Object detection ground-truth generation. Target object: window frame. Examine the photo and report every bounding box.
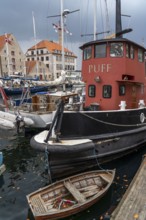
[110,43,124,57]
[88,85,96,97]
[94,43,107,58]
[83,46,92,60]
[103,85,112,98]
[119,85,126,96]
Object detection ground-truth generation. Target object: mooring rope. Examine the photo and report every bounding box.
[44,146,52,184]
[79,112,146,127]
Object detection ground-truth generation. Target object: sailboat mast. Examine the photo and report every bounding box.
[32,11,39,75]
[5,33,11,76]
[61,0,65,70]
[93,0,97,40]
[115,0,122,37]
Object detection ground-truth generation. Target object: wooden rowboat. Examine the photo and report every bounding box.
[26,169,115,220]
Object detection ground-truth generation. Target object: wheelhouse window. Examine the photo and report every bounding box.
[126,44,130,58]
[110,43,123,57]
[88,85,96,97]
[103,85,112,98]
[94,44,106,58]
[138,48,144,62]
[119,85,125,96]
[130,45,134,59]
[83,46,92,60]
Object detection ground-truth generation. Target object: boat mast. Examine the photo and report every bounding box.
[93,0,97,40]
[115,0,133,38]
[5,33,11,76]
[61,0,65,70]
[32,11,39,76]
[115,0,122,38]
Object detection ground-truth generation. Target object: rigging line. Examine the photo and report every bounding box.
[78,112,146,127]
[104,0,111,36]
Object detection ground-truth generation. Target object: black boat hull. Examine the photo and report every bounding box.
[30,115,146,178]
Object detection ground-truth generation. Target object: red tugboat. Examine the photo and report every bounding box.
[82,37,145,111]
[30,0,146,178]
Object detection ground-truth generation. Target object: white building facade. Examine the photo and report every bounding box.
[26,40,77,80]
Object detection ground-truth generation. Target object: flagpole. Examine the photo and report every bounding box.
[5,33,11,76]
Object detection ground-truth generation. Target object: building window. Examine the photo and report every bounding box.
[41,50,43,54]
[88,85,96,97]
[12,65,16,70]
[46,56,49,61]
[138,48,144,62]
[56,64,62,70]
[83,46,92,60]
[110,43,123,57]
[103,85,112,98]
[31,51,34,55]
[119,85,125,96]
[41,57,44,61]
[11,51,15,56]
[94,44,106,58]
[12,58,15,63]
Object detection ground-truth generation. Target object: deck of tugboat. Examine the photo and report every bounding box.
[48,139,92,146]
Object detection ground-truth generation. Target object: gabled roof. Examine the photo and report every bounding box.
[0,34,11,51]
[27,40,76,56]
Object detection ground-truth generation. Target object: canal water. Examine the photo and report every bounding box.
[0,128,146,220]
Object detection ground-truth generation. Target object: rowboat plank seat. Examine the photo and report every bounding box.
[64,181,86,203]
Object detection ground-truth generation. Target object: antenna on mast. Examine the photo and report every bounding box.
[47,2,79,70]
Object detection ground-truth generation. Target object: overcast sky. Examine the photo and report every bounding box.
[0,0,146,69]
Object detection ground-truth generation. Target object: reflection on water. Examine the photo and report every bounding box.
[0,131,48,220]
[0,129,146,220]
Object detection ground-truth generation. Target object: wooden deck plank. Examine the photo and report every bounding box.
[64,181,86,203]
[111,155,146,220]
